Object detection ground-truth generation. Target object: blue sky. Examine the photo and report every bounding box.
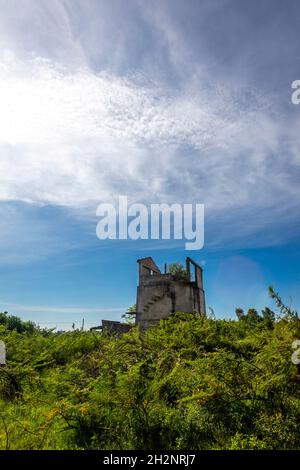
[0,0,300,329]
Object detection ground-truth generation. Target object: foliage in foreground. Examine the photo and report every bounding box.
[0,299,299,450]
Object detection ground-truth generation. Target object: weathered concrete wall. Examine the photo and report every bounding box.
[101,320,132,335]
[99,257,206,333]
[136,258,206,330]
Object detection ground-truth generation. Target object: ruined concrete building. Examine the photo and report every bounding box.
[96,256,205,333]
[135,257,206,329]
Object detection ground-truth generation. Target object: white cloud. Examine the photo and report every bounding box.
[0,54,294,212]
[0,1,299,251]
[0,55,261,149]
[0,300,125,314]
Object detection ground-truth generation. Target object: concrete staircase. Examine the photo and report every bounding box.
[142,293,165,313]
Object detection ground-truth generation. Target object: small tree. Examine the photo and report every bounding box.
[167,263,189,281]
[235,308,244,321]
[261,307,275,329]
[247,308,260,320]
[122,304,137,324]
[268,286,298,319]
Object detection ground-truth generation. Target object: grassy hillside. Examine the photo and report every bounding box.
[0,301,299,450]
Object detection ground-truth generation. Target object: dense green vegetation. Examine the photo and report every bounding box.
[0,291,299,450]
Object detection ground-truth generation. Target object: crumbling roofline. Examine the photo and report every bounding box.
[186,256,203,271]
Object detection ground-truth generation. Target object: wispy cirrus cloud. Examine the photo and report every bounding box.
[0,300,125,314]
[0,54,267,149]
[0,0,299,257]
[0,54,293,209]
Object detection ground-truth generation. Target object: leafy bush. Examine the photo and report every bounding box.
[0,312,38,334]
[167,263,189,281]
[0,298,299,450]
